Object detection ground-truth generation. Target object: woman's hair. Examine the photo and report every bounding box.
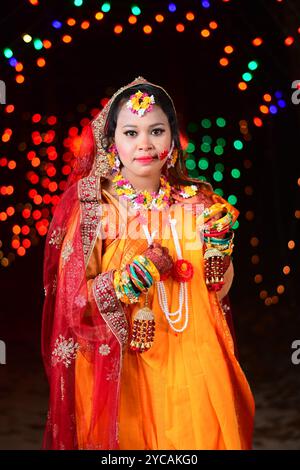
[102,83,181,152]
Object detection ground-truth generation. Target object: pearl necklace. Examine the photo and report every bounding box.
[142,216,189,333]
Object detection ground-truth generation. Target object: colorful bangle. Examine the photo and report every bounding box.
[113,269,140,304]
[121,270,140,301]
[202,203,226,223]
[129,262,150,290]
[126,264,147,293]
[205,231,234,244]
[204,227,230,238]
[132,260,153,288]
[136,255,160,282]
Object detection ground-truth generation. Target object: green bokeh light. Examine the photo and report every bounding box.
[248,60,258,71]
[214,146,224,156]
[215,163,224,172]
[228,195,237,205]
[213,171,223,182]
[33,39,43,50]
[4,48,13,58]
[185,158,196,170]
[231,168,241,179]
[186,142,195,153]
[198,158,209,170]
[201,119,212,129]
[101,2,111,12]
[216,117,226,127]
[214,188,224,197]
[242,72,253,82]
[232,220,239,230]
[233,140,243,150]
[201,143,211,153]
[74,0,83,5]
[131,5,141,15]
[202,135,212,144]
[216,138,226,147]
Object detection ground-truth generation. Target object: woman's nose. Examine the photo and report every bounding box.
[138,133,153,150]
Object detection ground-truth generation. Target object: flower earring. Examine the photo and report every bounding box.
[107,143,121,174]
[163,141,178,169]
[167,147,179,169]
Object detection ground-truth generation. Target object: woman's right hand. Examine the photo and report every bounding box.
[142,242,174,277]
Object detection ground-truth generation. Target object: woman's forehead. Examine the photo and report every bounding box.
[116,104,169,127]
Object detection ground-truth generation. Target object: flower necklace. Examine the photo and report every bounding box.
[173,183,198,199]
[112,173,172,210]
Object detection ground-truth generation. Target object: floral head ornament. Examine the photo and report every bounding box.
[126,90,156,117]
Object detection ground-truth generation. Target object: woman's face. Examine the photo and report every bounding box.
[114,102,172,179]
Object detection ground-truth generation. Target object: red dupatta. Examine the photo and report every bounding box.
[42,175,128,449]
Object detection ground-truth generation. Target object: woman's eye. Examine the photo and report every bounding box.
[152,128,165,135]
[124,130,137,136]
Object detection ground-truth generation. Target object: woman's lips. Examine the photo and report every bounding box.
[135,156,157,163]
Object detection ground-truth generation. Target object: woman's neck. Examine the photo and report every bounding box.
[117,169,162,194]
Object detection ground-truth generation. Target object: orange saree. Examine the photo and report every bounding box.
[75,187,255,450]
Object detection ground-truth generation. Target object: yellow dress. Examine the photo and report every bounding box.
[76,188,255,450]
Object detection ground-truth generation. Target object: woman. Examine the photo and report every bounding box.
[42,76,255,450]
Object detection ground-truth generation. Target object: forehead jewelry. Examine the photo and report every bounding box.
[126,90,155,117]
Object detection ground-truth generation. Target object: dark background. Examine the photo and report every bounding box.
[0,0,299,449]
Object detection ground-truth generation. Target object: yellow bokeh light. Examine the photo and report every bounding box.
[95,12,104,20]
[62,35,72,43]
[186,12,195,21]
[238,82,247,91]
[288,240,295,249]
[143,25,152,34]
[155,14,164,23]
[224,45,234,54]
[201,29,210,37]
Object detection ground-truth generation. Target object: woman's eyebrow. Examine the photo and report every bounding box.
[122,122,166,128]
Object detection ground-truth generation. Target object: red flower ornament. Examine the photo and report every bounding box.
[172,259,194,282]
